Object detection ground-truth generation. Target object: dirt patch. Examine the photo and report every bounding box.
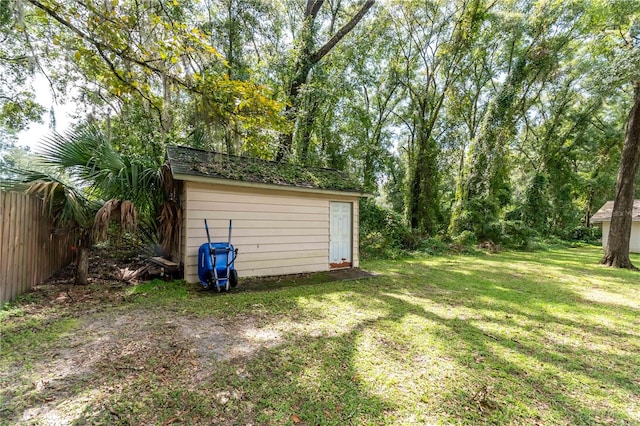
[175,314,282,364]
[2,247,379,424]
[238,267,378,292]
[1,304,290,424]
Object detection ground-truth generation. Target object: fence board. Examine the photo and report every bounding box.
[8,192,17,302]
[0,191,76,304]
[0,192,7,302]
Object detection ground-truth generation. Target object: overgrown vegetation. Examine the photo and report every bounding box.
[359,199,602,259]
[2,1,638,249]
[2,246,638,424]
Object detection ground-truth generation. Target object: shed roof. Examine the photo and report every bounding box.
[166,145,364,194]
[590,200,640,223]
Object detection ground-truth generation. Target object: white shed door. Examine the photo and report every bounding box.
[330,202,352,267]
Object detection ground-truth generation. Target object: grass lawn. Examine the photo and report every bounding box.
[1,245,639,425]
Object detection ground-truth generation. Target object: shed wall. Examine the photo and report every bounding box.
[183,181,359,283]
[601,221,640,253]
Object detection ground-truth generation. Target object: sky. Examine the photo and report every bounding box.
[17,74,75,152]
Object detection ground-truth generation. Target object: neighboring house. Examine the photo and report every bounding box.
[590,200,640,253]
[166,146,367,283]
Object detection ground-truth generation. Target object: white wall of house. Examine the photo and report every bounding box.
[601,221,640,253]
[181,180,360,283]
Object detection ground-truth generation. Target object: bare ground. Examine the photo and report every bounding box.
[1,251,375,425]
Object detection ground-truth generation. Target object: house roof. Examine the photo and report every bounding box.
[166,145,364,194]
[590,200,640,223]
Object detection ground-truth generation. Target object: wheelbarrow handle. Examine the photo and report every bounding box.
[204,219,212,246]
[227,248,238,268]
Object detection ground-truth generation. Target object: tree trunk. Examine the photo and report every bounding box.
[408,135,440,234]
[275,0,375,161]
[601,82,640,269]
[298,98,320,162]
[450,57,527,237]
[75,246,89,285]
[275,60,313,161]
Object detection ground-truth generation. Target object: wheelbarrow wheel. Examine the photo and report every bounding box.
[203,273,213,290]
[230,269,238,288]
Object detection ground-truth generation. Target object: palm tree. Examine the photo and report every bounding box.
[2,168,113,285]
[1,125,179,284]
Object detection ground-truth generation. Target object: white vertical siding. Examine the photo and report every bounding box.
[601,221,640,253]
[182,181,360,283]
[632,223,640,253]
[353,200,359,268]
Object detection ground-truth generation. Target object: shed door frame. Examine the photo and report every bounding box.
[330,201,352,268]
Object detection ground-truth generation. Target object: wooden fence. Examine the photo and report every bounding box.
[0,191,76,304]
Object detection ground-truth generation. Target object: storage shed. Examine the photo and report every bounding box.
[590,200,640,253]
[166,146,366,283]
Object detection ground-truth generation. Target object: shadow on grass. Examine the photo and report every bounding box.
[376,288,638,423]
[3,247,639,424]
[215,265,639,422]
[1,298,391,425]
[0,309,214,424]
[344,256,639,423]
[482,247,640,286]
[265,247,640,423]
[214,328,390,425]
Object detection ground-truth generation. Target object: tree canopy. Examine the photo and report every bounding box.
[2,0,639,251]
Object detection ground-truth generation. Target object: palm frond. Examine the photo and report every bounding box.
[93,199,139,242]
[158,200,182,255]
[39,125,162,215]
[93,199,121,241]
[120,200,138,233]
[159,163,175,199]
[0,167,96,230]
[6,125,166,249]
[39,126,102,170]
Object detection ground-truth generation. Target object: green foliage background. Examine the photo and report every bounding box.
[1,0,638,250]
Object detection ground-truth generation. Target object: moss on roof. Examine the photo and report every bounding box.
[166,146,364,193]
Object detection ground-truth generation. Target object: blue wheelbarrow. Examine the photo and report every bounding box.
[197,219,238,292]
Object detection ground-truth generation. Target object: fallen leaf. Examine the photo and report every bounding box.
[291,414,302,423]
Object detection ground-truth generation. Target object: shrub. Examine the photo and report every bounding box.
[500,220,537,250]
[418,236,450,255]
[565,225,601,243]
[452,230,477,247]
[359,199,412,258]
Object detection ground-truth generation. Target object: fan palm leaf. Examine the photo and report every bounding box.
[158,200,182,254]
[39,124,164,215]
[1,168,96,231]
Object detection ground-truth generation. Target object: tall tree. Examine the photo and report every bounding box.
[14,0,285,158]
[590,0,640,267]
[450,0,585,240]
[602,82,640,268]
[0,1,45,137]
[198,0,276,155]
[390,0,489,234]
[331,11,400,190]
[275,0,375,161]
